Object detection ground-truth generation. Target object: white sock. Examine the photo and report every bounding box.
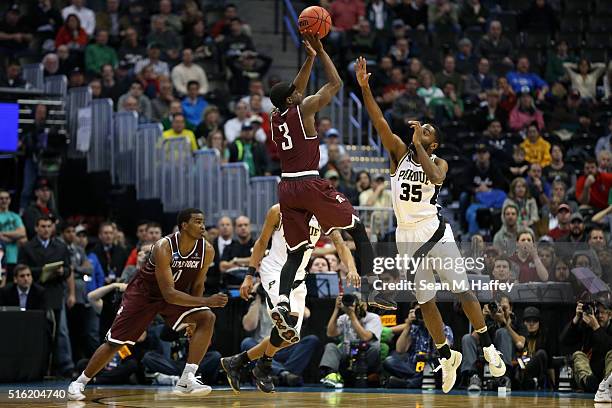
[181,363,198,378]
[76,372,91,385]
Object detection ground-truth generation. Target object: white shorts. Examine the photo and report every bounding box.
[259,263,307,333]
[396,215,469,304]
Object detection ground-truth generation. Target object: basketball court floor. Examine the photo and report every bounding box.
[0,383,599,407]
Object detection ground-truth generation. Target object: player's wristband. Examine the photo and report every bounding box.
[246,266,256,277]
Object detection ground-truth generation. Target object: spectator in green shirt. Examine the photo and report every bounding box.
[85,29,118,75]
[429,81,464,125]
[0,189,26,284]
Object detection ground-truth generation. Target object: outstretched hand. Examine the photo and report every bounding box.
[302,34,317,58]
[303,33,323,53]
[408,121,423,146]
[355,56,371,88]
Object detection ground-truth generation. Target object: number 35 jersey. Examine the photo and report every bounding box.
[391,151,442,226]
[271,105,320,174]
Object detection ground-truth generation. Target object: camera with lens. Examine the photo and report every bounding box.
[349,340,369,388]
[342,293,358,308]
[582,302,598,316]
[488,301,499,314]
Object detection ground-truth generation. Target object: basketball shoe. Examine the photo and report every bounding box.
[220,354,243,393]
[433,349,462,393]
[367,290,397,310]
[67,381,86,401]
[252,358,275,393]
[270,297,300,343]
[595,374,612,403]
[483,344,506,377]
[173,373,212,396]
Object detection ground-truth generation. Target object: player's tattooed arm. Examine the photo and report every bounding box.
[355,56,407,170]
[292,34,317,96]
[329,230,360,288]
[191,241,215,297]
[153,239,210,307]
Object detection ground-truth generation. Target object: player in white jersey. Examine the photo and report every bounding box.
[220,204,359,393]
[356,57,505,393]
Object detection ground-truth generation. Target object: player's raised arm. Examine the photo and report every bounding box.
[356,56,407,167]
[240,205,281,300]
[291,35,317,95]
[301,35,343,115]
[154,239,211,307]
[191,241,216,297]
[409,121,448,185]
[329,230,360,288]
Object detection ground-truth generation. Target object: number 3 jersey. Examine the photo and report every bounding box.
[271,105,320,174]
[391,151,442,226]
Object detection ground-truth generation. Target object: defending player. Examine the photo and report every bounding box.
[67,209,228,400]
[355,57,505,392]
[220,204,359,393]
[268,35,395,341]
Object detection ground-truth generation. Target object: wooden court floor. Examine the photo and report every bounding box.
[0,385,599,408]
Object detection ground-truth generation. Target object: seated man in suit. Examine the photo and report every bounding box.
[0,264,45,310]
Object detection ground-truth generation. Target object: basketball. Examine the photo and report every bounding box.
[298,6,331,38]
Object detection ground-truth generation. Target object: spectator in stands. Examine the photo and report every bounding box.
[118,81,152,121]
[543,144,574,187]
[154,0,182,34]
[308,255,331,273]
[55,14,88,51]
[359,173,392,235]
[219,18,255,58]
[384,304,453,388]
[319,128,347,170]
[123,221,152,269]
[151,79,175,122]
[219,215,255,277]
[95,0,128,46]
[207,216,233,294]
[393,0,427,30]
[62,0,95,37]
[194,105,222,146]
[347,19,382,64]
[185,18,216,64]
[430,81,464,124]
[68,66,86,89]
[181,80,208,126]
[435,56,463,96]
[224,101,250,144]
[227,50,273,96]
[32,0,63,47]
[504,177,539,231]
[466,142,508,199]
[320,144,342,175]
[118,27,145,71]
[0,189,25,282]
[518,0,559,34]
[85,30,118,75]
[320,294,382,388]
[162,114,198,152]
[0,60,25,88]
[490,256,516,284]
[336,154,359,202]
[19,215,74,376]
[560,301,612,394]
[365,0,394,38]
[42,53,60,77]
[379,67,408,111]
[595,119,612,156]
[558,212,587,244]
[598,150,612,174]
[239,79,274,113]
[428,0,458,32]
[476,20,513,68]
[497,76,517,115]
[171,48,209,97]
[92,222,128,282]
[481,120,511,164]
[459,0,488,30]
[576,158,612,211]
[507,56,549,99]
[416,71,443,106]
[545,40,574,85]
[89,78,103,99]
[389,76,427,130]
[226,122,269,176]
[22,178,59,239]
[464,58,497,105]
[210,3,247,38]
[552,258,571,282]
[548,203,571,241]
[509,92,545,131]
[521,125,552,168]
[99,64,123,104]
[147,15,181,62]
[0,5,33,58]
[461,294,515,392]
[0,264,45,309]
[241,282,319,386]
[134,43,169,77]
[562,59,608,103]
[514,306,555,390]
[455,38,478,76]
[137,64,161,99]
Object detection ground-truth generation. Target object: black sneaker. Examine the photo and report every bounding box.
[270,303,300,344]
[280,371,302,387]
[467,374,482,392]
[220,355,243,394]
[367,290,397,310]
[252,359,275,393]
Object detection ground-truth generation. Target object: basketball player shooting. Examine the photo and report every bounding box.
[220,204,358,393]
[67,208,228,400]
[355,57,506,392]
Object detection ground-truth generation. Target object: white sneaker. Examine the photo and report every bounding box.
[483,344,506,377]
[594,375,612,403]
[67,381,86,401]
[433,350,462,393]
[150,372,180,385]
[173,372,212,396]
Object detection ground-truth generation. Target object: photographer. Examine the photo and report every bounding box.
[560,301,612,396]
[383,304,454,388]
[460,294,516,391]
[320,293,383,388]
[240,281,319,386]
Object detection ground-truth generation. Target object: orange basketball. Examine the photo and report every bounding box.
[298,6,332,38]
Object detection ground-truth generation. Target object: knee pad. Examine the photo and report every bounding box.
[269,327,284,348]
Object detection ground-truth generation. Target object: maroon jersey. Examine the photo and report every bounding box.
[134,232,206,300]
[271,105,319,173]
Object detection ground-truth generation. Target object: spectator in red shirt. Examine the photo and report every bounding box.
[549,203,571,241]
[510,230,549,283]
[330,0,365,31]
[55,14,88,50]
[576,158,612,211]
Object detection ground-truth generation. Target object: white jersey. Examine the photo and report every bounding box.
[391,151,442,226]
[260,215,322,273]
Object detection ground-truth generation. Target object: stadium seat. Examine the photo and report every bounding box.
[584,32,611,49]
[563,0,591,15]
[559,16,583,33]
[588,16,612,33]
[521,32,551,50]
[580,48,608,63]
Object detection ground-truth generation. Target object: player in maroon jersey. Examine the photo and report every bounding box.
[67,209,228,401]
[266,34,396,360]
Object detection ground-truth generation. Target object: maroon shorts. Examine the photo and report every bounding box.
[278,176,358,250]
[105,279,210,345]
